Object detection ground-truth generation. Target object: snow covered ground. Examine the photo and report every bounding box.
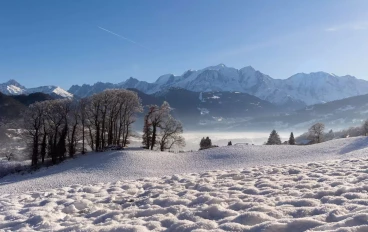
[0,137,368,231]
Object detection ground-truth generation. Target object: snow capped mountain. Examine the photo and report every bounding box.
[69,82,115,98]
[26,86,73,98]
[282,72,368,105]
[4,64,367,105]
[0,80,26,95]
[69,65,368,106]
[0,80,73,98]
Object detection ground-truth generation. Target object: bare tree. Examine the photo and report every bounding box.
[67,101,79,157]
[44,99,71,163]
[308,123,325,143]
[78,98,88,154]
[86,93,102,151]
[142,107,154,149]
[148,102,170,150]
[158,116,185,151]
[24,102,45,166]
[115,90,142,147]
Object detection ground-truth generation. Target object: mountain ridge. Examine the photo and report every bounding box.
[0,80,73,98]
[67,64,368,106]
[2,64,368,105]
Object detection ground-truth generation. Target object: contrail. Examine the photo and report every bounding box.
[97,26,151,51]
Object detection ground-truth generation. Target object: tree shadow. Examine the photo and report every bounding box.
[339,136,368,154]
[0,150,129,187]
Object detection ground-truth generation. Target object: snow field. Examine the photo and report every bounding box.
[1,136,368,195]
[0,158,367,231]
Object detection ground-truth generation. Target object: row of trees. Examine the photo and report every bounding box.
[266,123,323,145]
[301,120,368,144]
[142,102,185,151]
[268,119,368,146]
[25,89,142,166]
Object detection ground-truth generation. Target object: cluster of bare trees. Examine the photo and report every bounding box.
[142,102,185,151]
[84,90,142,151]
[301,120,368,145]
[25,89,142,167]
[308,122,325,143]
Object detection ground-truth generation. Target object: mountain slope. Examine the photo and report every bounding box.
[127,88,278,130]
[0,93,27,122]
[0,92,57,122]
[68,65,368,106]
[12,92,56,106]
[240,93,368,131]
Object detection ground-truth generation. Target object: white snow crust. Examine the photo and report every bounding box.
[0,137,368,231]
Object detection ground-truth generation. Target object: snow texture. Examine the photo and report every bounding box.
[0,137,368,231]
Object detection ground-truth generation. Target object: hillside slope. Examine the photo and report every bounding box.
[0,137,367,231]
[1,136,367,194]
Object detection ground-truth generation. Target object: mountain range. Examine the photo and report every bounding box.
[0,80,72,98]
[1,84,368,132]
[68,64,368,106]
[2,64,368,107]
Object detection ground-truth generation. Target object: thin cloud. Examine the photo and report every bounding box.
[325,27,338,32]
[97,26,151,51]
[325,21,368,32]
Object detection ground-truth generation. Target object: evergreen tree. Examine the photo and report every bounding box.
[288,132,295,145]
[266,129,281,145]
[142,115,152,149]
[205,137,212,148]
[200,136,212,149]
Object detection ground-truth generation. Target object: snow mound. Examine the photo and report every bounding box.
[0,157,367,231]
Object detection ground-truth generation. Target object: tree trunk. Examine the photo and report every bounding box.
[32,130,39,167]
[82,123,85,154]
[40,132,47,163]
[69,124,77,157]
[150,124,157,150]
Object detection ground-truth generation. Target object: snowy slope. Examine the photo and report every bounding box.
[1,136,367,194]
[0,138,368,231]
[68,65,368,106]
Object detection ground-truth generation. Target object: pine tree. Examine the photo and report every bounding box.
[200,136,212,149]
[205,137,212,148]
[289,132,295,145]
[200,137,205,149]
[266,129,281,145]
[142,115,152,149]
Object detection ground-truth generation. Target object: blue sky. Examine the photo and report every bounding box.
[1,0,368,89]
